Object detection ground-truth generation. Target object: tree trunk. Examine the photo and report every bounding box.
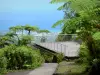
[16,34,20,45]
[86,34,96,59]
[28,30,31,35]
[84,34,97,73]
[22,30,24,35]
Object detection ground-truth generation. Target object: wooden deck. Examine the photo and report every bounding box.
[36,42,80,57]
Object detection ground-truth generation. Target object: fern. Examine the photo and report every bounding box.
[52,20,64,28]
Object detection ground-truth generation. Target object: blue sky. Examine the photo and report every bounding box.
[0,0,64,32]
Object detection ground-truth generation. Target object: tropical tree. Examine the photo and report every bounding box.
[15,25,25,35]
[9,26,17,33]
[51,1,77,34]
[0,36,10,47]
[37,29,50,42]
[51,0,100,33]
[0,32,15,47]
[50,0,100,72]
[5,32,21,45]
[20,35,33,45]
[51,0,100,55]
[24,24,39,35]
[38,29,50,33]
[9,25,25,35]
[8,25,40,45]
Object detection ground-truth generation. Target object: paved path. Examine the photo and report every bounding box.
[6,63,58,75]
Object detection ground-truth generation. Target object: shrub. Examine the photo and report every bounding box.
[93,32,100,58]
[55,53,64,63]
[41,51,64,63]
[86,32,100,75]
[20,35,33,45]
[75,43,91,64]
[42,52,53,63]
[0,45,44,70]
[77,32,100,64]
[0,49,7,75]
[93,32,100,40]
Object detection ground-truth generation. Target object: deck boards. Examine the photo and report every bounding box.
[36,42,80,57]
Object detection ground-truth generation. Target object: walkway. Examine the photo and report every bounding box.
[6,63,58,75]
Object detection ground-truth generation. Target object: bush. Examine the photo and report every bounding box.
[20,35,33,45]
[41,51,64,63]
[93,32,100,40]
[75,43,91,64]
[87,32,100,75]
[42,52,53,63]
[77,32,100,64]
[93,32,100,58]
[0,45,44,70]
[55,53,64,63]
[0,49,7,75]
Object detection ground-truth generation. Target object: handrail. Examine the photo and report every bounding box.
[36,42,68,56]
[33,34,80,56]
[35,41,80,57]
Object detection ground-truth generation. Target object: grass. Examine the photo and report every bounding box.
[54,61,88,75]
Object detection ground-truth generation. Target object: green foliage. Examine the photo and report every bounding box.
[76,43,91,64]
[55,53,64,63]
[51,0,100,57]
[0,32,19,47]
[42,52,54,63]
[56,34,72,41]
[3,25,50,46]
[0,50,7,75]
[93,32,100,40]
[24,24,39,35]
[20,35,33,45]
[52,20,64,28]
[37,29,50,33]
[41,51,64,63]
[51,0,100,33]
[51,0,100,73]
[10,25,24,34]
[92,32,100,58]
[0,45,44,70]
[76,33,100,68]
[0,35,14,48]
[55,61,87,75]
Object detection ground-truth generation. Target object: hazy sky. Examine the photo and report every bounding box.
[0,0,64,32]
